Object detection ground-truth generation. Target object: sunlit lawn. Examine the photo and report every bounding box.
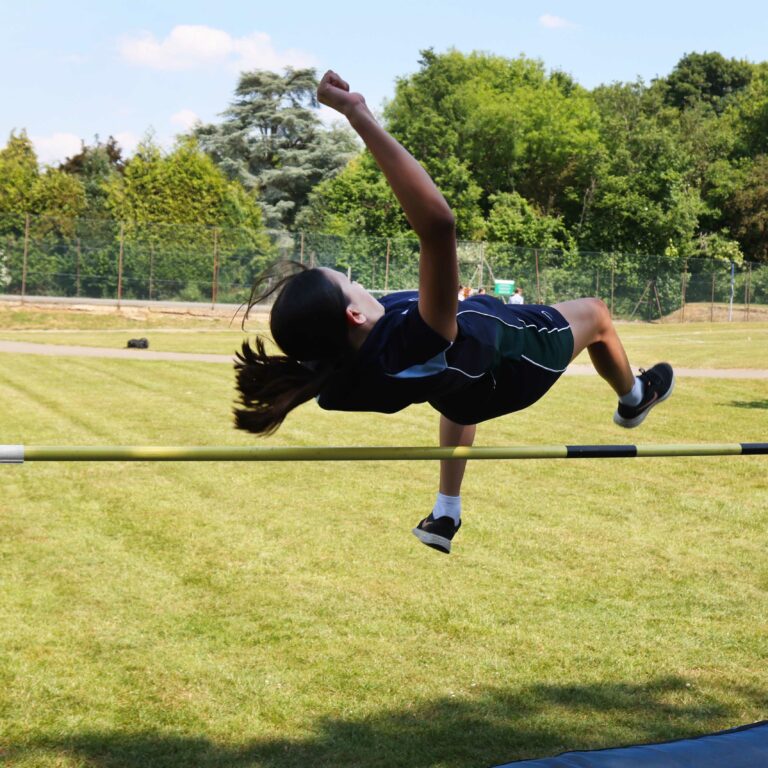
[0,313,767,767]
[1,304,767,368]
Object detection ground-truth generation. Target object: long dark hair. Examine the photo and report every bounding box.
[234,263,351,435]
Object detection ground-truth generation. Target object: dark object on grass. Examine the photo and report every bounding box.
[127,338,149,349]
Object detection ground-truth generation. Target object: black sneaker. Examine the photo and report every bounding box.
[412,513,461,554]
[613,363,675,428]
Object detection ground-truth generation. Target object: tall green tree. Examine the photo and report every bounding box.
[58,136,125,218]
[0,131,39,234]
[196,67,357,230]
[105,136,272,297]
[720,154,768,262]
[0,133,93,293]
[385,50,603,228]
[297,153,409,237]
[305,50,602,242]
[727,64,768,157]
[581,82,707,261]
[662,51,753,112]
[31,169,88,236]
[486,192,574,250]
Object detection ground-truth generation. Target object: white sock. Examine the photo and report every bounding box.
[619,376,644,406]
[432,492,461,524]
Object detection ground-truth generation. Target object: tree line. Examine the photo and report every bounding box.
[300,50,768,269]
[1,49,767,299]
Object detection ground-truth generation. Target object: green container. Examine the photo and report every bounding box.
[494,279,516,297]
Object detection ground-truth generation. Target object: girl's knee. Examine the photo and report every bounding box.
[564,297,609,325]
[583,297,611,332]
[555,298,614,353]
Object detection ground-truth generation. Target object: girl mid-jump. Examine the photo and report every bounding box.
[234,71,674,554]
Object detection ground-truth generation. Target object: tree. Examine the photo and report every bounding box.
[105,136,272,298]
[0,134,93,293]
[486,192,574,251]
[196,67,357,230]
[580,82,707,262]
[297,153,409,237]
[722,154,768,262]
[31,169,87,236]
[0,131,39,234]
[663,51,753,112]
[727,64,768,157]
[378,49,603,235]
[58,136,125,217]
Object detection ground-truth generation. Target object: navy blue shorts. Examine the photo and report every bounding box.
[430,305,574,425]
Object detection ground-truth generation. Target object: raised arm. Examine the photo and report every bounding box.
[317,70,458,342]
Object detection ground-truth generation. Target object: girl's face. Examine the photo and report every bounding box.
[319,268,383,319]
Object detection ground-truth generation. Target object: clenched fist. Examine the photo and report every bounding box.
[317,70,368,118]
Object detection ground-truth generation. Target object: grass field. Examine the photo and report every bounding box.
[1,307,767,767]
[1,303,768,369]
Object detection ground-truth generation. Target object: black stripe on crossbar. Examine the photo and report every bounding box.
[566,444,638,458]
[741,443,768,455]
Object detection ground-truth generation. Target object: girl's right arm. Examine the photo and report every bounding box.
[317,71,458,343]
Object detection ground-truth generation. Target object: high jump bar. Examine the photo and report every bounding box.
[1,443,766,463]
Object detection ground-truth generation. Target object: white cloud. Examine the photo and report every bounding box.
[170,109,200,130]
[31,132,82,165]
[119,25,316,72]
[539,14,575,29]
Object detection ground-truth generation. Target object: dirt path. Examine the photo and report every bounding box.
[0,340,233,364]
[1,340,767,379]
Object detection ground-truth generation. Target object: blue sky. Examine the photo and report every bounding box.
[2,0,767,165]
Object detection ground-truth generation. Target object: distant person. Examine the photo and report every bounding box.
[234,69,675,555]
[478,287,487,295]
[457,285,466,302]
[509,286,524,305]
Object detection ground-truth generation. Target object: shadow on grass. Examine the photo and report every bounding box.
[10,677,766,768]
[728,399,768,410]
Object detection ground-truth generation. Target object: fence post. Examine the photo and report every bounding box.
[75,237,81,297]
[710,272,715,322]
[478,245,484,290]
[211,227,220,308]
[534,249,541,304]
[384,238,390,292]
[300,232,305,265]
[149,243,154,301]
[371,245,376,289]
[21,213,30,302]
[728,261,735,322]
[610,254,615,319]
[117,223,124,309]
[745,262,752,321]
[680,259,687,323]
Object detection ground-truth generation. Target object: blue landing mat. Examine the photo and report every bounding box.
[494,720,768,767]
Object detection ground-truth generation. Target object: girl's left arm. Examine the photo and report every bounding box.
[318,71,458,342]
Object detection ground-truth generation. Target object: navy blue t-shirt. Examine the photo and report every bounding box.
[317,291,574,425]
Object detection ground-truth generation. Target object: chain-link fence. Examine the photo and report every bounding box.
[1,214,766,321]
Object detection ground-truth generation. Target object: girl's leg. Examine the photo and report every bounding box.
[439,414,476,495]
[412,414,476,554]
[552,298,634,397]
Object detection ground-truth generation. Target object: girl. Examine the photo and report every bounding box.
[235,71,674,554]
